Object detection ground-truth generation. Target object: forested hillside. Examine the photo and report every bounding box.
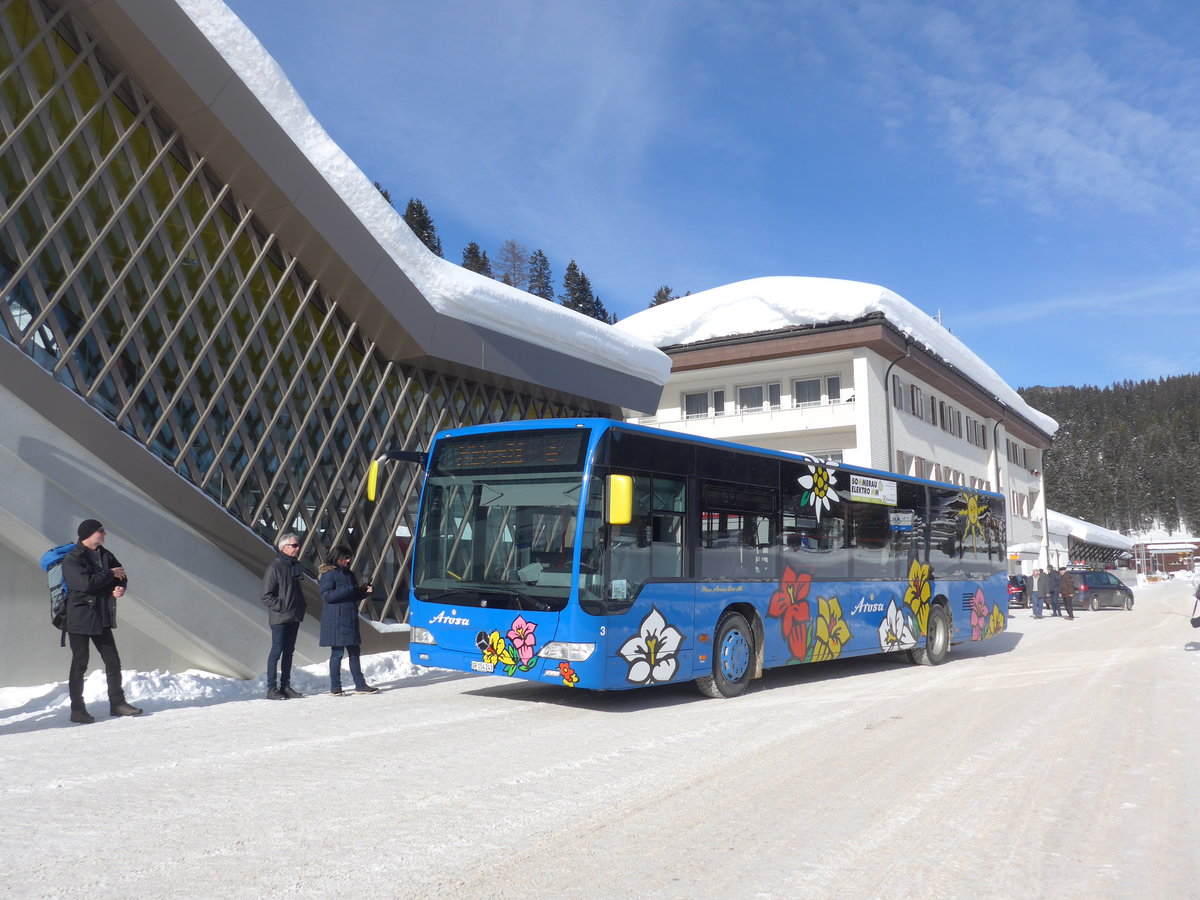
[1019,375,1200,535]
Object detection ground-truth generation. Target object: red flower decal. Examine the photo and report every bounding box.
[768,566,813,661]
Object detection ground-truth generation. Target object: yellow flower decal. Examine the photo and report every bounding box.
[958,490,988,551]
[903,558,932,636]
[481,630,516,667]
[986,603,1005,639]
[811,595,851,662]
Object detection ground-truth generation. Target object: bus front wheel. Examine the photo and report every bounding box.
[910,604,950,666]
[696,612,753,698]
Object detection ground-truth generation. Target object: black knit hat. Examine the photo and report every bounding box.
[77,518,104,541]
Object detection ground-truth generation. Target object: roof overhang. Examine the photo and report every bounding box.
[61,0,664,414]
[662,316,1055,447]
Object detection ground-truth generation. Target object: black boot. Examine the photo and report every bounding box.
[110,702,143,717]
[70,708,95,724]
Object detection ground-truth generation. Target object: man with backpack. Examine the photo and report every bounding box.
[61,519,143,724]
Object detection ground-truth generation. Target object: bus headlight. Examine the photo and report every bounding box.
[538,641,595,662]
[410,626,435,645]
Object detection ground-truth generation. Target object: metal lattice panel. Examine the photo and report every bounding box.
[0,0,602,622]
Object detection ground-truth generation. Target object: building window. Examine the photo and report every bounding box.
[793,375,843,407]
[682,389,726,418]
[793,378,821,406]
[737,382,780,413]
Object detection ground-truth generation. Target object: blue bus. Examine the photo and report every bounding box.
[370,419,1009,698]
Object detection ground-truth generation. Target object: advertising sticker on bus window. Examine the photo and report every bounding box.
[849,474,897,506]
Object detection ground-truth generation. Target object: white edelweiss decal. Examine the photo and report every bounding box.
[878,599,917,652]
[619,606,684,685]
[797,463,840,521]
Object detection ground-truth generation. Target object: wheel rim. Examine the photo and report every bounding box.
[930,611,948,656]
[719,627,751,682]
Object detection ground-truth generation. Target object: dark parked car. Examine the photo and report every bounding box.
[1070,569,1135,610]
[1007,575,1029,608]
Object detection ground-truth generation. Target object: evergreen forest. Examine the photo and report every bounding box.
[1019,375,1200,536]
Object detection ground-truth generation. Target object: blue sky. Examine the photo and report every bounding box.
[223,0,1200,390]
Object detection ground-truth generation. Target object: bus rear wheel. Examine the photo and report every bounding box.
[910,604,950,666]
[696,612,753,698]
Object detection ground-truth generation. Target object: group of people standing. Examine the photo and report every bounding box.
[260,533,379,699]
[1028,567,1077,620]
[61,519,380,724]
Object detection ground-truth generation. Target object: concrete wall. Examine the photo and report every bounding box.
[0,380,326,688]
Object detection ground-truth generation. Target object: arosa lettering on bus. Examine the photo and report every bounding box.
[429,610,471,626]
[850,597,886,615]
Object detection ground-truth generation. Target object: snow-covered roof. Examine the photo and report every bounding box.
[614,276,1057,435]
[176,0,670,390]
[1046,510,1133,551]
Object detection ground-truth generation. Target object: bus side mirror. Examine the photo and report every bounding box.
[366,459,382,502]
[365,449,427,502]
[608,474,633,525]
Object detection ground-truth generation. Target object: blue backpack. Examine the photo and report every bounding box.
[40,542,75,645]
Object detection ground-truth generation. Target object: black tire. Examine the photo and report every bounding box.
[696,612,753,698]
[1090,596,1100,611]
[1123,596,1133,610]
[911,604,950,666]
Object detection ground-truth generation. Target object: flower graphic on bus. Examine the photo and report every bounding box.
[768,566,814,662]
[904,557,932,636]
[958,490,988,553]
[811,595,851,662]
[619,606,684,685]
[879,599,917,652]
[507,615,538,666]
[969,588,989,641]
[558,662,580,687]
[987,603,1005,639]
[475,615,542,676]
[798,463,840,522]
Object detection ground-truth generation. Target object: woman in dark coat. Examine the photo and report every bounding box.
[318,546,378,695]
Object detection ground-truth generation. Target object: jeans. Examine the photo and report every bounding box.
[68,628,126,710]
[1031,592,1043,617]
[329,645,366,691]
[1048,591,1061,615]
[267,621,300,689]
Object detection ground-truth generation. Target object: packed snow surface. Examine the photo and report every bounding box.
[176,0,670,388]
[616,276,1058,435]
[3,580,1198,898]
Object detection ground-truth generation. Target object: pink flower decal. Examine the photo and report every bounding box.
[507,615,538,665]
[969,588,989,641]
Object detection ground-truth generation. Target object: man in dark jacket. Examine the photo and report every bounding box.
[1046,567,1063,616]
[61,519,143,723]
[261,532,307,700]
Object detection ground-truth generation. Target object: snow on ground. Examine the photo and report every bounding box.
[0,651,428,734]
[2,580,1199,897]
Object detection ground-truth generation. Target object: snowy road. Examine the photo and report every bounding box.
[2,579,1198,899]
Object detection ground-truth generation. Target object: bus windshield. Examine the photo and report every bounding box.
[412,471,586,612]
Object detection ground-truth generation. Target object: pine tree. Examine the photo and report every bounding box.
[373,181,393,207]
[496,239,529,290]
[557,262,610,323]
[651,284,675,307]
[527,249,554,301]
[402,198,443,258]
[461,242,493,277]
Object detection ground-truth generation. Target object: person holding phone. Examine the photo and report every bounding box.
[61,519,143,723]
[317,545,379,695]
